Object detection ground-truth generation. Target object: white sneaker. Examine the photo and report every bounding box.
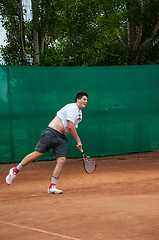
[6,168,17,185]
[48,186,63,194]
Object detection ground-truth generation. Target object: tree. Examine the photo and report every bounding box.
[0,0,29,64]
[31,0,40,65]
[0,0,159,65]
[0,0,60,65]
[54,0,159,65]
[124,0,159,64]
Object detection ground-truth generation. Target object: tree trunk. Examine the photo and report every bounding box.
[33,30,40,65]
[20,0,26,61]
[128,54,140,65]
[126,1,137,48]
[127,21,136,47]
[40,34,45,56]
[31,0,40,65]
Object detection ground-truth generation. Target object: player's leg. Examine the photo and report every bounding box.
[21,151,44,166]
[48,129,67,194]
[6,127,50,185]
[52,157,66,178]
[48,157,66,194]
[6,151,44,185]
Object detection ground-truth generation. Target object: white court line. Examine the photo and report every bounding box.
[0,220,81,240]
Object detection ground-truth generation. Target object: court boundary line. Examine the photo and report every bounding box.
[0,220,82,240]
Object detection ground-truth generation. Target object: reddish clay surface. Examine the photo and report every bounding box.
[0,151,159,240]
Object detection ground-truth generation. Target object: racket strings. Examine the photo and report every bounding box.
[84,157,96,174]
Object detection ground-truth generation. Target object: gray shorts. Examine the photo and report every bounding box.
[35,127,67,158]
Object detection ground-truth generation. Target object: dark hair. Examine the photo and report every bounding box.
[75,92,88,102]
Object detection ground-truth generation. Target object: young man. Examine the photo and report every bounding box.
[6,92,88,194]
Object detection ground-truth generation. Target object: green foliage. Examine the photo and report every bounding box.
[0,0,32,64]
[0,0,159,65]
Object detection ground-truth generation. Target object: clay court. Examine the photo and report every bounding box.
[0,151,159,240]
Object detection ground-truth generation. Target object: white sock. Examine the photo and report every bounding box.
[51,176,58,185]
[16,163,24,171]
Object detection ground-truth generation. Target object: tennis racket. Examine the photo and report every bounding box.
[81,149,96,174]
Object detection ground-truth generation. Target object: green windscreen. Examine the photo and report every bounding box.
[0,65,159,163]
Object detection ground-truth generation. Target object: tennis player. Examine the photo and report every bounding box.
[6,92,88,194]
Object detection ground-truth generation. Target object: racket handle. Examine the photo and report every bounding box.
[81,149,84,154]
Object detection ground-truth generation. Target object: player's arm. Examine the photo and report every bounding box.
[67,120,82,150]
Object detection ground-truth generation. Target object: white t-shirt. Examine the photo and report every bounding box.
[57,103,82,129]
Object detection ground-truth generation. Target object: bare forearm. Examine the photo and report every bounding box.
[68,121,80,142]
[67,120,82,149]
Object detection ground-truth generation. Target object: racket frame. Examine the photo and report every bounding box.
[81,150,96,174]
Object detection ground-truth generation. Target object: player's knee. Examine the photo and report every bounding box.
[34,151,44,158]
[57,157,66,166]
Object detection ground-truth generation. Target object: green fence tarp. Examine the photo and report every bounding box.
[0,65,159,163]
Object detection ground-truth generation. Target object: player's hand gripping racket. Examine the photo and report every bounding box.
[81,149,96,174]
